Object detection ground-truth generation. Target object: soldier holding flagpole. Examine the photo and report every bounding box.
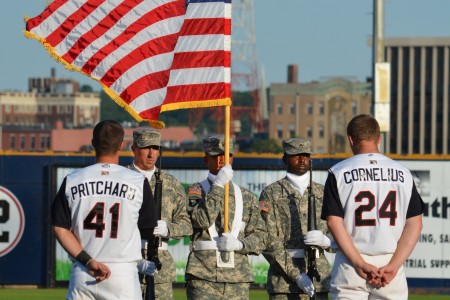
[185,132,267,300]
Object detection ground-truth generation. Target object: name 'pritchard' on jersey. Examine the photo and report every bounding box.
[321,153,424,256]
[51,163,157,263]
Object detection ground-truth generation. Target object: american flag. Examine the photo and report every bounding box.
[25,0,232,128]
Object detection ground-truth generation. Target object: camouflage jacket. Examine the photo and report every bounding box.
[128,165,192,283]
[185,181,267,283]
[259,177,331,294]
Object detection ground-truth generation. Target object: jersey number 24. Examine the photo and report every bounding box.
[355,190,397,226]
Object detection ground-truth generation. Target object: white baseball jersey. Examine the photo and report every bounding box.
[321,153,424,255]
[52,163,157,263]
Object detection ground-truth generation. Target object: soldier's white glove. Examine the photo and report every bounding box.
[304,230,331,248]
[218,232,243,251]
[213,164,233,187]
[137,259,157,276]
[295,273,315,297]
[154,220,169,237]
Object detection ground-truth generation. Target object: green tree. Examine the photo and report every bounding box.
[242,138,283,154]
[159,109,189,126]
[100,91,136,122]
[80,84,94,93]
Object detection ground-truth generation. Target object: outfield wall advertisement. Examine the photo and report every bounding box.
[53,160,450,285]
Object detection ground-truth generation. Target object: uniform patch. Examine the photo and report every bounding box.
[188,187,202,196]
[260,201,271,212]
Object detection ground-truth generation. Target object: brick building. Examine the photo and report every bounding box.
[268,65,372,154]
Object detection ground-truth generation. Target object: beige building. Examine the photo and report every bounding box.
[0,91,100,129]
[269,67,372,154]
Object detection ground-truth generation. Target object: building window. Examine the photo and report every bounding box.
[10,136,15,149]
[307,126,313,138]
[319,102,324,115]
[40,136,46,149]
[277,130,283,138]
[46,136,51,149]
[277,124,283,138]
[20,135,25,150]
[289,124,296,138]
[277,103,283,114]
[30,136,35,150]
[352,101,357,115]
[290,104,295,115]
[306,103,313,115]
[319,125,324,138]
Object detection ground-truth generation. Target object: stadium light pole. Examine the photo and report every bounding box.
[371,0,384,109]
[372,0,389,153]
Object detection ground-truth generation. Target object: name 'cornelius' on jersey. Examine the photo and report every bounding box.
[343,167,404,184]
[70,180,137,201]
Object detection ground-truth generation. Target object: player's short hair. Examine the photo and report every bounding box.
[347,114,380,145]
[92,120,124,156]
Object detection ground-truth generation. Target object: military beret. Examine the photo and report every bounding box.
[202,136,234,155]
[133,128,160,148]
[282,137,313,155]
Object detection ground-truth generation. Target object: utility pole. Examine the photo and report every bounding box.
[372,0,390,152]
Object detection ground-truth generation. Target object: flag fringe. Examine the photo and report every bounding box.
[161,98,232,112]
[23,30,166,129]
[23,30,229,129]
[102,86,165,129]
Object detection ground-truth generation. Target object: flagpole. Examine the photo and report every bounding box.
[223,105,231,233]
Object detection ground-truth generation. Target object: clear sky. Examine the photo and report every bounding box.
[1,0,450,92]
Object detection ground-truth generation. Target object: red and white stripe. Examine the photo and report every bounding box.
[26,0,231,127]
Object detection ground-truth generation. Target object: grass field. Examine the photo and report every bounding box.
[0,288,448,300]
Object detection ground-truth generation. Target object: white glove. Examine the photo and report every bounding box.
[296,273,315,297]
[304,230,331,248]
[154,220,169,237]
[137,259,157,276]
[218,232,243,251]
[213,164,233,187]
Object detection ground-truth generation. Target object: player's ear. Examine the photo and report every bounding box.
[376,135,382,145]
[347,135,354,147]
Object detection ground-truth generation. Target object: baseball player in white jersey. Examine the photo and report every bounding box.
[51,120,158,300]
[321,114,424,300]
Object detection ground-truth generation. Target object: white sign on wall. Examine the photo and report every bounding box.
[53,160,450,283]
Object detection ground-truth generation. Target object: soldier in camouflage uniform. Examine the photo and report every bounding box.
[128,128,193,300]
[259,137,332,300]
[185,136,267,300]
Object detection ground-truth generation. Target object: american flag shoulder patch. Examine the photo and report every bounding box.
[260,201,271,213]
[188,186,202,197]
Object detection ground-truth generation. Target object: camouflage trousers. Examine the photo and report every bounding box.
[140,275,173,300]
[269,292,329,300]
[186,278,250,300]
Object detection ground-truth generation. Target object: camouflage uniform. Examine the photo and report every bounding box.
[128,165,192,299]
[260,138,331,300]
[186,183,266,299]
[128,128,193,300]
[185,137,267,300]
